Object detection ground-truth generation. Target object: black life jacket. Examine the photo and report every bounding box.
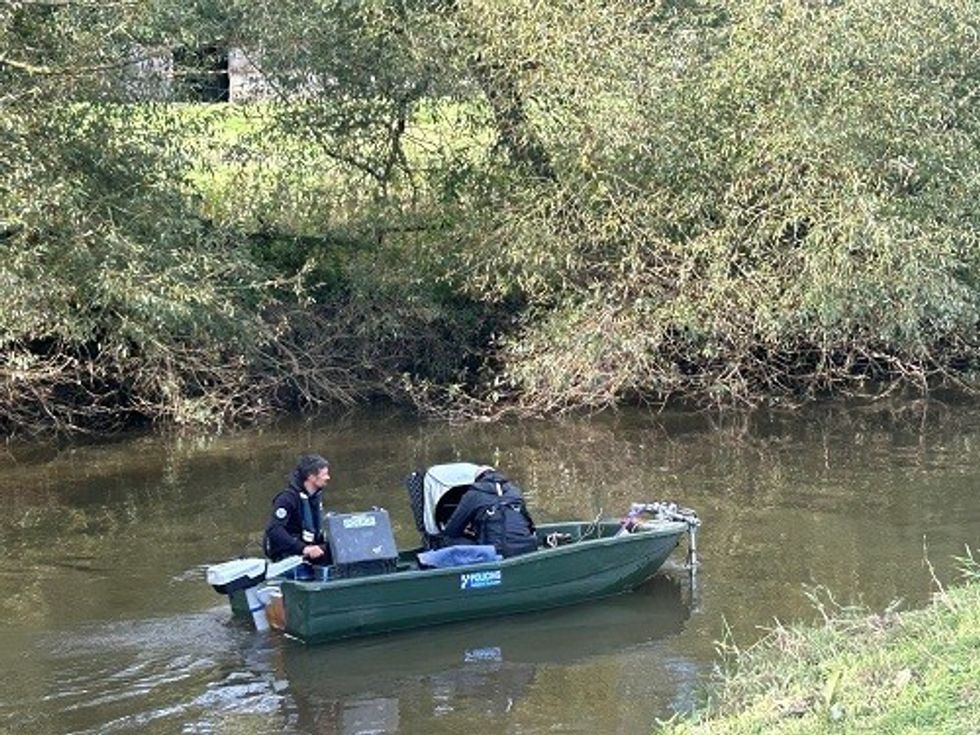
[263,482,324,561]
[298,490,322,544]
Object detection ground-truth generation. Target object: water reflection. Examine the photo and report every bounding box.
[276,574,693,734]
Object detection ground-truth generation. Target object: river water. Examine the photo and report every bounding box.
[0,402,978,734]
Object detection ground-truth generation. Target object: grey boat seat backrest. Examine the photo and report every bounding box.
[406,462,493,550]
[404,469,426,535]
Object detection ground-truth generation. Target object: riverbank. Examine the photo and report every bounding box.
[663,568,980,734]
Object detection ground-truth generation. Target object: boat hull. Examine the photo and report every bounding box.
[281,520,686,643]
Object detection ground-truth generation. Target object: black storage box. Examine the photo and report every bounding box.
[325,509,399,579]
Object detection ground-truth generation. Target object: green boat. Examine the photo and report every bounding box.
[208,463,700,644]
[284,518,693,642]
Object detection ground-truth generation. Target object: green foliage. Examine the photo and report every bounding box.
[448,0,980,410]
[955,546,980,583]
[661,581,980,734]
[0,100,277,429]
[0,2,278,430]
[3,0,980,431]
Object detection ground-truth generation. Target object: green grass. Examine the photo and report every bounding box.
[663,573,980,734]
[161,100,496,234]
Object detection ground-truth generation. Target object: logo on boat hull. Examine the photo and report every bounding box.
[460,570,502,590]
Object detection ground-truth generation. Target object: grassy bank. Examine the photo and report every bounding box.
[664,570,980,734]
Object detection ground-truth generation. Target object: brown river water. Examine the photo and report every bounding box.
[0,402,977,734]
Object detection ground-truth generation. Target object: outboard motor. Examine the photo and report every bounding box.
[206,556,303,630]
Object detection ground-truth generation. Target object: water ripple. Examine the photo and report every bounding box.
[22,610,291,735]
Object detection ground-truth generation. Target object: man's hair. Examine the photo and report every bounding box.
[294,454,329,483]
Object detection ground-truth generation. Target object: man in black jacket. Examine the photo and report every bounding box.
[440,467,539,558]
[264,454,333,564]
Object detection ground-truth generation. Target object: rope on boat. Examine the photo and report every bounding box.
[578,510,605,542]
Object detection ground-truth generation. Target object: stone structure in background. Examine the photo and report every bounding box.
[123,49,174,101]
[123,47,272,103]
[228,49,274,102]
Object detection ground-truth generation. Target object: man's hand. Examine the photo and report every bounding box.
[303,544,325,560]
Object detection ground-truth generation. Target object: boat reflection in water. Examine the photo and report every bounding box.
[276,573,695,734]
[27,573,694,734]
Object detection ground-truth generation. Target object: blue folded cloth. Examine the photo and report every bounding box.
[417,544,501,568]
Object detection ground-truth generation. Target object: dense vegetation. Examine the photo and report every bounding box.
[3,0,980,433]
[663,558,980,734]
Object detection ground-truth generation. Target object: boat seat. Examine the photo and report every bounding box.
[404,469,470,550]
[405,469,443,549]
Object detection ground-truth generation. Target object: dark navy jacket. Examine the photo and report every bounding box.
[441,470,538,558]
[263,479,327,562]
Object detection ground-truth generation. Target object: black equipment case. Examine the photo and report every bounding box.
[325,509,399,579]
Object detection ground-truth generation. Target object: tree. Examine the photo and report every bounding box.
[3,0,980,433]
